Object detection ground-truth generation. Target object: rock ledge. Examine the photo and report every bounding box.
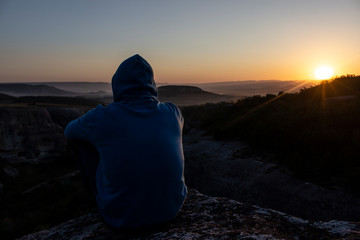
[19,189,360,240]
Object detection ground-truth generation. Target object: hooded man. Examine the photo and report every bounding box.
[64,54,187,229]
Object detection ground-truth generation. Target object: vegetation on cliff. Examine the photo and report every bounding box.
[182,75,360,194]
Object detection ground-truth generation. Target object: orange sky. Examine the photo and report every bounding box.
[0,1,359,83]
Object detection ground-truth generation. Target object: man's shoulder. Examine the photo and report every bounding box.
[81,104,106,120]
[159,102,181,113]
[158,102,183,125]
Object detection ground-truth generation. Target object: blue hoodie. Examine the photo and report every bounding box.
[64,54,187,229]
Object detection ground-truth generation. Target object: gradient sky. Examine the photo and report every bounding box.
[0,0,359,83]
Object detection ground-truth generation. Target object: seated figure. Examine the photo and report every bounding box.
[65,54,187,229]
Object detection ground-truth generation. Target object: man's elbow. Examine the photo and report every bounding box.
[64,121,75,140]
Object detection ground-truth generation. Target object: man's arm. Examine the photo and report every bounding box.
[64,107,100,143]
[165,102,184,128]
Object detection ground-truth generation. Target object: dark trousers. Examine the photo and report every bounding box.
[75,141,100,196]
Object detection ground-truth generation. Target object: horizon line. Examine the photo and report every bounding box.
[0,79,319,85]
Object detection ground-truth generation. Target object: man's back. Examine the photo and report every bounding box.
[65,55,187,229]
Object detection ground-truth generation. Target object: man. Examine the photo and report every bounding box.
[65,54,187,229]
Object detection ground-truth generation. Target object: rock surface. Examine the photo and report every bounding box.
[0,106,88,163]
[0,106,65,163]
[18,189,360,240]
[2,166,19,177]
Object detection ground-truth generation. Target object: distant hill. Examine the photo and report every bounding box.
[158,85,234,106]
[158,85,220,97]
[29,82,112,94]
[0,92,16,101]
[192,80,319,96]
[0,83,74,97]
[13,96,101,106]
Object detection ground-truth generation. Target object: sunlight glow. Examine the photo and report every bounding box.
[314,66,334,80]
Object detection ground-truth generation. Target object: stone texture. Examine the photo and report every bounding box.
[2,166,19,177]
[45,106,90,129]
[0,106,88,163]
[18,189,360,240]
[0,106,64,163]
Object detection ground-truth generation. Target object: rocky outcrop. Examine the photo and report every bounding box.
[3,166,19,177]
[45,106,90,129]
[0,106,65,163]
[0,106,88,163]
[18,189,360,240]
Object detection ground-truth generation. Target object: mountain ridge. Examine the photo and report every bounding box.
[0,83,74,96]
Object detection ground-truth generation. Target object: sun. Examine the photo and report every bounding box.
[314,66,334,80]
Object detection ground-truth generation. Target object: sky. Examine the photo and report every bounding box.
[0,0,359,83]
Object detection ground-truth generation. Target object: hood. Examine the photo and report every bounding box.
[112,54,158,102]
